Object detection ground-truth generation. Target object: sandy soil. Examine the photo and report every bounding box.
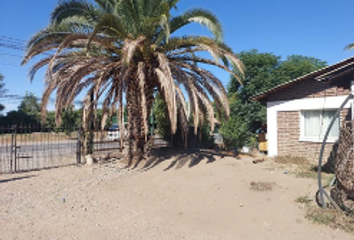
[0,151,352,240]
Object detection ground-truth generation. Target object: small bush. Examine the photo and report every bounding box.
[219,116,256,150]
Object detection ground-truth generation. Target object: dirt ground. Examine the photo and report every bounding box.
[1,151,353,240]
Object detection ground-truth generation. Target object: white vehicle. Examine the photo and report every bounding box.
[107,124,127,141]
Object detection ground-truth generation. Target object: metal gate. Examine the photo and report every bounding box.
[0,125,81,173]
[82,129,123,156]
[81,129,169,156]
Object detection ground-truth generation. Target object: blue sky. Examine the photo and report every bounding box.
[0,0,354,113]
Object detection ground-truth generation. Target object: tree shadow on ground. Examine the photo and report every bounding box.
[135,148,237,171]
[0,175,36,183]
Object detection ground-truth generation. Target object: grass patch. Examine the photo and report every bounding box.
[293,167,317,179]
[295,194,354,234]
[290,165,335,187]
[275,155,309,165]
[250,181,275,191]
[295,194,312,204]
[282,156,354,234]
[275,155,335,186]
[306,205,354,233]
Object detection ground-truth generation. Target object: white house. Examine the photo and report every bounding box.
[253,56,354,162]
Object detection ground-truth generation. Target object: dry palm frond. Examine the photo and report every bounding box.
[122,36,145,65]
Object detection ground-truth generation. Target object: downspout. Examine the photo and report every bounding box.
[317,93,354,209]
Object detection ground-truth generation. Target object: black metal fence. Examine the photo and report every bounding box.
[0,125,80,173]
[84,129,123,154]
[0,124,170,174]
[81,130,169,154]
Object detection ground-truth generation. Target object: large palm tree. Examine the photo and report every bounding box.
[23,0,244,160]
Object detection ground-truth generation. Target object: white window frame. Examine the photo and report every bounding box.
[299,109,340,143]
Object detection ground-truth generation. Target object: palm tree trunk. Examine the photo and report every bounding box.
[126,79,147,165]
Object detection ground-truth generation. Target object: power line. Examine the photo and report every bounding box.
[0,36,26,51]
[0,42,26,51]
[0,61,20,67]
[0,53,23,59]
[0,36,27,44]
[0,38,26,46]
[0,36,55,56]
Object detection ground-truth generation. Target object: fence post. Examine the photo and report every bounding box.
[76,127,82,164]
[10,125,14,173]
[11,125,17,173]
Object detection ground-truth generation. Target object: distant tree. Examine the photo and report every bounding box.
[0,92,41,126]
[221,50,327,149]
[18,92,40,123]
[45,111,56,128]
[226,50,282,137]
[0,91,84,128]
[228,50,281,98]
[46,107,82,130]
[1,110,34,126]
[275,55,327,83]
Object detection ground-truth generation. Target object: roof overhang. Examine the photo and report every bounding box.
[251,56,354,103]
[315,61,354,83]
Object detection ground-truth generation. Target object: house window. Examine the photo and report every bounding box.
[300,110,339,142]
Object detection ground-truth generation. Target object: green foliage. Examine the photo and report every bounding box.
[0,92,83,134]
[18,92,40,122]
[46,106,82,135]
[153,94,183,147]
[44,111,56,128]
[0,110,37,126]
[229,50,281,98]
[220,113,254,149]
[276,55,327,82]
[46,107,85,135]
[154,94,214,148]
[153,94,171,140]
[222,50,327,149]
[0,92,41,126]
[199,123,214,148]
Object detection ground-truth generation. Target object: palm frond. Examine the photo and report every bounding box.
[345,43,354,50]
[170,9,223,41]
[51,0,99,24]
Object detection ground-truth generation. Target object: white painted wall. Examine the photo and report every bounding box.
[267,95,351,157]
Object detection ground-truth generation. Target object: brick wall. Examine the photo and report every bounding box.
[277,109,350,163]
[268,79,350,102]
